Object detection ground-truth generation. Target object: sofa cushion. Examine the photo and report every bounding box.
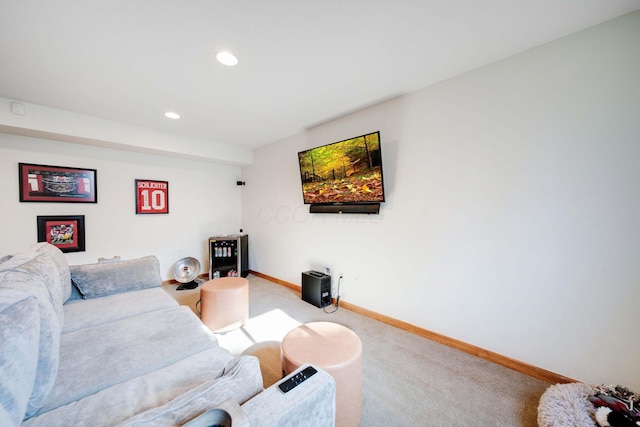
[0,270,61,418]
[62,287,179,333]
[0,243,69,418]
[22,347,240,427]
[0,243,70,322]
[36,305,220,415]
[70,256,161,299]
[35,243,72,303]
[0,293,40,426]
[122,356,263,426]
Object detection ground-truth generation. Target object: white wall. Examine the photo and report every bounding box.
[242,11,640,389]
[1,133,243,279]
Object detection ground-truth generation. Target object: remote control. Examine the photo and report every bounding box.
[278,366,318,393]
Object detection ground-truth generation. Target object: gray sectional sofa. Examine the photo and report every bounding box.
[0,243,336,426]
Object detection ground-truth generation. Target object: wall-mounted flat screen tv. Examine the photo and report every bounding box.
[298,131,385,205]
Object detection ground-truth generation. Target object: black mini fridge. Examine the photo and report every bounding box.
[208,235,248,279]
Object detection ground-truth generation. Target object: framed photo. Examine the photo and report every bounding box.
[135,179,169,214]
[37,215,86,253]
[19,163,97,203]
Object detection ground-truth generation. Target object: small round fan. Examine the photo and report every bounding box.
[172,257,201,290]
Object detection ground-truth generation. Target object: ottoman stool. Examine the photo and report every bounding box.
[200,277,249,333]
[281,321,362,427]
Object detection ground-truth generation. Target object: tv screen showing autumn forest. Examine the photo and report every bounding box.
[298,131,385,205]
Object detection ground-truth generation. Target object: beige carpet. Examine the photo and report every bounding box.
[178,275,550,426]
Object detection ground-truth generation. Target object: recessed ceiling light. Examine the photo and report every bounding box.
[164,112,180,119]
[216,51,238,66]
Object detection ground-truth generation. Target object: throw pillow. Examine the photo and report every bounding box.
[70,256,161,299]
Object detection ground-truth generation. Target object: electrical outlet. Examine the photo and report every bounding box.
[11,102,25,115]
[323,266,331,276]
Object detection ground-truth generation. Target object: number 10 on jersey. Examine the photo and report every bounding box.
[135,179,169,214]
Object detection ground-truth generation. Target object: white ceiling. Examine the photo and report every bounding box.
[1,1,639,150]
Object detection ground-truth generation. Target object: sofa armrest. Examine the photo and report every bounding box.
[241,364,336,427]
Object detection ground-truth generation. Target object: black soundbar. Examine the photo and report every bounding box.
[309,203,380,214]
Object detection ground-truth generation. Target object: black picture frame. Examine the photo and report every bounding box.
[19,163,97,203]
[37,215,86,253]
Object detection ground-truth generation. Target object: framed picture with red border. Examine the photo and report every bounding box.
[19,163,97,203]
[37,215,86,253]
[135,179,169,214]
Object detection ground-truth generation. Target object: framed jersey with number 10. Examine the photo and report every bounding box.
[135,179,169,214]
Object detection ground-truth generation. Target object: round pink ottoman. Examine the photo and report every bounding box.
[281,321,362,427]
[200,277,248,333]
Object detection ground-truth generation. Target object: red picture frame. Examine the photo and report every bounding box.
[135,179,169,214]
[19,163,97,203]
[37,215,86,252]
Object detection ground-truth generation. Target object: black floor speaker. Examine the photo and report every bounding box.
[301,271,331,308]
